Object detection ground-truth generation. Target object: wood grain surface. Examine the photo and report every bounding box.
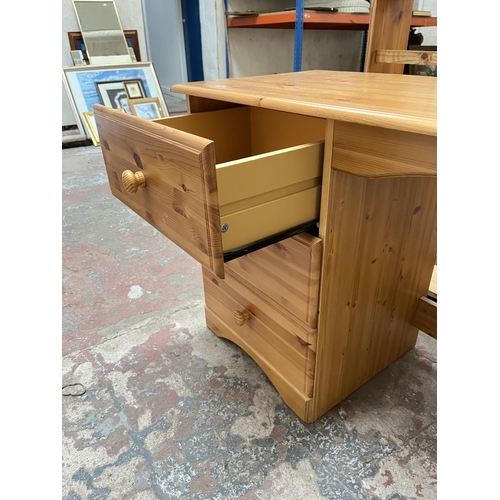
[171,70,436,136]
[94,104,225,278]
[226,233,322,329]
[429,264,437,299]
[332,121,437,177]
[221,266,318,349]
[364,0,414,74]
[313,168,437,420]
[205,308,313,422]
[376,49,437,66]
[413,296,437,339]
[203,269,316,398]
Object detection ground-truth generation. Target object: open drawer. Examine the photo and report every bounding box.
[94,104,325,278]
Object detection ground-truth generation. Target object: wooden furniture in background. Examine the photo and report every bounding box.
[413,265,437,339]
[364,0,438,73]
[375,49,437,66]
[95,70,437,423]
[68,30,141,62]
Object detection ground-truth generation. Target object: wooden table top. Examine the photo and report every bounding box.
[171,70,437,136]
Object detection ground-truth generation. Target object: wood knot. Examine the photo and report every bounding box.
[133,153,143,169]
[173,204,186,217]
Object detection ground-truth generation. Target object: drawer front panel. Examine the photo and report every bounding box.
[203,270,316,397]
[226,233,322,328]
[94,104,225,278]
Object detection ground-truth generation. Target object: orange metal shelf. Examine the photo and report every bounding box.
[227,11,437,30]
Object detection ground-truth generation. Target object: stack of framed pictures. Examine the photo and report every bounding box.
[62,62,169,146]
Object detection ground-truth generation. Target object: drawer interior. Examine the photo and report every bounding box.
[156,107,326,253]
[154,106,326,163]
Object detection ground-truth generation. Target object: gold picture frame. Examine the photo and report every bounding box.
[129,97,166,120]
[82,111,99,146]
[123,79,145,100]
[82,109,124,146]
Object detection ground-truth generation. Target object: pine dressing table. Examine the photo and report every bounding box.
[94,70,437,423]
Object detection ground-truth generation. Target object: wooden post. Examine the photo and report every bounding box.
[364,0,414,74]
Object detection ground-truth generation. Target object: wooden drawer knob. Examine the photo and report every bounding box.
[122,170,146,194]
[233,310,250,326]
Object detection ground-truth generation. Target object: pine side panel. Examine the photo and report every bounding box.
[312,128,437,420]
[314,170,368,415]
[381,177,437,368]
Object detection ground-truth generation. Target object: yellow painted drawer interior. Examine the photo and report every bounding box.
[155,107,326,252]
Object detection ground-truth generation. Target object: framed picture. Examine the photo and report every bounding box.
[70,50,87,66]
[68,30,141,62]
[81,111,100,146]
[124,80,145,99]
[129,98,166,120]
[95,80,143,114]
[62,62,169,138]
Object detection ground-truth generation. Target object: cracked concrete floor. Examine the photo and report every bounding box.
[62,145,437,500]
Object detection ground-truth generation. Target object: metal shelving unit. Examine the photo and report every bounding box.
[226,3,437,72]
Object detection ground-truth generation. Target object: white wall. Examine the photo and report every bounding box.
[200,0,227,80]
[228,28,362,77]
[62,0,149,126]
[142,0,187,99]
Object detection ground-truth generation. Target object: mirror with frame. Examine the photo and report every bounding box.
[72,0,132,64]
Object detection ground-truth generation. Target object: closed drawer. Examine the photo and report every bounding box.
[203,268,316,397]
[95,105,325,279]
[225,232,322,329]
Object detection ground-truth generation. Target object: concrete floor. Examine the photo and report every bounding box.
[62,142,437,500]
